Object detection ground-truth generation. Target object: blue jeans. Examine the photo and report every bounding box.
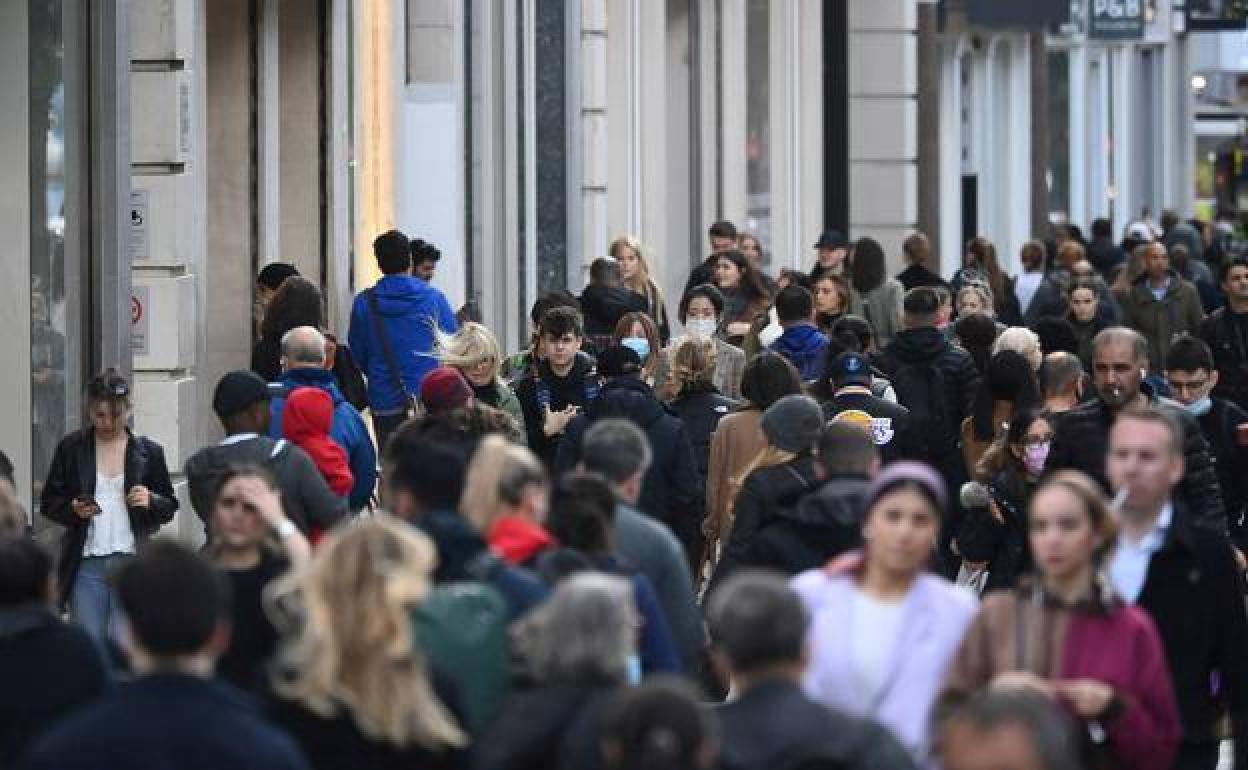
[70,554,132,646]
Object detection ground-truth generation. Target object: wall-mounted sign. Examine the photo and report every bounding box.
[129,189,148,261]
[965,0,1069,27]
[131,285,149,356]
[1090,0,1145,39]
[1188,0,1248,30]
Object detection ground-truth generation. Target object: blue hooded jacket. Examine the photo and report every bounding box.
[347,274,458,414]
[270,367,378,511]
[770,323,830,382]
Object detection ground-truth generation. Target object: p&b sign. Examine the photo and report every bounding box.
[1090,0,1145,39]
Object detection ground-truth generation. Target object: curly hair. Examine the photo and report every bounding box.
[663,335,717,399]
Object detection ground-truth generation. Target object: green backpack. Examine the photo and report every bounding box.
[413,581,511,735]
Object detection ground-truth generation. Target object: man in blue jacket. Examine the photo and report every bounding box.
[348,229,458,452]
[270,326,377,511]
[770,284,829,382]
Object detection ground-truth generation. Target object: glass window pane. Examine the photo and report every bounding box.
[30,0,84,508]
[745,0,771,265]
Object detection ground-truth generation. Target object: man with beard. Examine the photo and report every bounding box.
[1045,326,1226,533]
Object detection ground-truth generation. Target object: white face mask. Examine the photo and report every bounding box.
[686,318,718,338]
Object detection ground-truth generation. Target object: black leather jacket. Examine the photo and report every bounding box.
[40,428,178,607]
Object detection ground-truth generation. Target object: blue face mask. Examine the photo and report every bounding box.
[626,654,642,685]
[621,336,650,363]
[1184,396,1213,417]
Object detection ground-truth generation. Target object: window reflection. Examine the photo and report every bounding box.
[30,0,81,506]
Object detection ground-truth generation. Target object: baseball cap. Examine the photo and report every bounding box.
[596,346,643,378]
[828,352,873,388]
[212,370,272,418]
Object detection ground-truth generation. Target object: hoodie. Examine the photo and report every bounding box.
[347,273,458,414]
[281,388,353,498]
[514,354,599,467]
[579,285,648,341]
[488,516,557,567]
[770,323,830,382]
[270,366,378,510]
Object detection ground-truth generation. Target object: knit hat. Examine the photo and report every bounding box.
[596,345,643,378]
[421,367,474,414]
[828,352,873,387]
[865,461,948,516]
[761,395,824,454]
[213,370,271,418]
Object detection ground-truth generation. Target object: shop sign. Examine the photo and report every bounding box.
[131,286,149,356]
[1089,0,1145,39]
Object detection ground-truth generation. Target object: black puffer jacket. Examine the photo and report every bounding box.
[668,385,738,481]
[1046,385,1226,533]
[555,377,702,542]
[725,474,870,577]
[711,455,821,587]
[40,429,178,609]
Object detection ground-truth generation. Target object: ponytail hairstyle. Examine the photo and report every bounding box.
[601,678,717,770]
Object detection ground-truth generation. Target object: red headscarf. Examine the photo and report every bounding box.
[282,387,354,497]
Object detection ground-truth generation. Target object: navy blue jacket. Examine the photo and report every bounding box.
[270,367,377,510]
[18,673,309,770]
[347,274,457,415]
[770,323,829,382]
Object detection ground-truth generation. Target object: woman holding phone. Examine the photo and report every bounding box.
[41,370,178,644]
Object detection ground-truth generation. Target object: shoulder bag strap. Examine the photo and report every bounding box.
[367,289,412,407]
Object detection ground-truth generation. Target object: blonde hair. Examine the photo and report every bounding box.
[459,435,548,534]
[267,515,467,751]
[610,235,667,310]
[660,335,717,400]
[721,446,798,539]
[993,327,1042,372]
[434,322,503,383]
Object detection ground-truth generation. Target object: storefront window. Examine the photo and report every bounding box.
[30,1,86,504]
[745,0,771,263]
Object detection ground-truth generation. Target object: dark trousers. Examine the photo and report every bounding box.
[372,412,408,457]
[1172,741,1219,770]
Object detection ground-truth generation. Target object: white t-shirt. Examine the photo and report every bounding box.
[84,472,136,557]
[1015,271,1043,315]
[850,590,906,704]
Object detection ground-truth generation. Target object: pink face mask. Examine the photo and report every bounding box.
[1022,442,1050,476]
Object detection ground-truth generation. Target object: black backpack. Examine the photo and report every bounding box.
[889,360,957,461]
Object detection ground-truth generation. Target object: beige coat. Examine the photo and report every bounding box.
[705,409,767,541]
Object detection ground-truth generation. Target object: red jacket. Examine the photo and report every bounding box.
[488,516,556,566]
[282,387,354,498]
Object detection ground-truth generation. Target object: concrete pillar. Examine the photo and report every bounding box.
[129,0,206,544]
[1030,31,1050,237]
[848,0,918,270]
[916,2,941,245]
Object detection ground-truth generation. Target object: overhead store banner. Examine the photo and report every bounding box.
[1188,0,1248,30]
[1089,0,1145,39]
[965,0,1069,27]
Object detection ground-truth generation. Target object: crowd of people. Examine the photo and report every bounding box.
[3,212,1248,769]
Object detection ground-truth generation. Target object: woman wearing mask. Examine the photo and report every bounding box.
[435,322,527,433]
[611,236,671,345]
[459,435,554,567]
[654,284,745,401]
[478,572,640,770]
[960,350,1042,476]
[956,408,1055,594]
[714,250,772,346]
[710,395,824,588]
[792,462,978,765]
[1067,279,1110,372]
[613,312,666,387]
[850,237,905,348]
[40,370,178,644]
[703,353,802,581]
[940,472,1181,770]
[266,516,469,770]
